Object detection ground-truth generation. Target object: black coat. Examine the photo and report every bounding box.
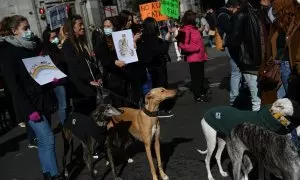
[62,39,101,99]
[0,41,57,122]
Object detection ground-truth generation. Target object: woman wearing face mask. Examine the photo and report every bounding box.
[42,27,68,126]
[0,15,62,179]
[116,10,146,108]
[94,17,127,107]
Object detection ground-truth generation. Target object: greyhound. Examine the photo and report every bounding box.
[62,104,122,180]
[227,122,300,180]
[197,98,298,180]
[108,87,177,180]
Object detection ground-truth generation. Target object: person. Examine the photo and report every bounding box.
[116,10,146,108]
[42,27,68,125]
[0,15,62,179]
[95,17,127,107]
[137,17,174,117]
[205,9,217,48]
[272,0,300,103]
[62,15,108,159]
[178,10,209,102]
[62,15,102,115]
[131,12,142,35]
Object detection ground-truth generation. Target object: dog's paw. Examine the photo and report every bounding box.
[220,171,228,177]
[106,161,110,166]
[127,158,134,163]
[162,175,169,180]
[64,171,69,177]
[208,177,215,180]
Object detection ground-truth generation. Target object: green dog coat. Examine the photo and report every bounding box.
[204,105,285,136]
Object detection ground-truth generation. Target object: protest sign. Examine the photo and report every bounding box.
[161,0,180,19]
[139,2,168,21]
[105,6,118,17]
[112,30,139,64]
[46,3,68,30]
[22,56,67,85]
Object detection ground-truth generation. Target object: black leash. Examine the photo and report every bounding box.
[96,85,143,108]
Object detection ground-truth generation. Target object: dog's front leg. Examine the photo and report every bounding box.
[106,129,122,180]
[83,138,96,180]
[154,123,168,180]
[144,141,158,180]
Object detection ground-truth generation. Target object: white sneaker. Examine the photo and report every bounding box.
[177,57,182,61]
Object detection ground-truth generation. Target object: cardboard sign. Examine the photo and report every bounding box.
[161,0,180,19]
[139,2,168,21]
[105,6,118,17]
[46,3,68,30]
[22,56,67,85]
[112,30,139,64]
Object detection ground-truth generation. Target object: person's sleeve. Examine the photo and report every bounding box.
[228,12,245,47]
[0,54,35,117]
[179,30,200,53]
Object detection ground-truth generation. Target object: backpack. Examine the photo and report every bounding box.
[239,4,263,68]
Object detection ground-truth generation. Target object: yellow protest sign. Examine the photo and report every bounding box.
[139,2,168,21]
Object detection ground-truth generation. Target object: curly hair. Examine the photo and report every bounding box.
[272,0,296,31]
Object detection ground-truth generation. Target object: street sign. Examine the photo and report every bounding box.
[46,3,68,30]
[139,2,168,21]
[105,6,118,17]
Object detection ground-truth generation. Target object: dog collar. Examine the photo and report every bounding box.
[271,112,291,127]
[142,107,159,117]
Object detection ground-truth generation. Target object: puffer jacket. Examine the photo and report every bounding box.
[178,25,208,63]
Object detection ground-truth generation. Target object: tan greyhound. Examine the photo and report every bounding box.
[109,87,177,180]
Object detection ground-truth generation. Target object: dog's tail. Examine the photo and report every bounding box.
[196,149,207,154]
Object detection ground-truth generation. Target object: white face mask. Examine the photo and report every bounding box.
[103,27,113,36]
[22,29,33,40]
[297,0,300,4]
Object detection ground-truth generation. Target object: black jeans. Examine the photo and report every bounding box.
[189,62,207,99]
[104,73,127,108]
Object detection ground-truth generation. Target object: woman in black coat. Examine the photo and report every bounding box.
[62,15,102,115]
[137,17,174,116]
[95,17,127,107]
[0,15,61,179]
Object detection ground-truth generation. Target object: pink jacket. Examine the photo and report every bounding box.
[179,25,208,63]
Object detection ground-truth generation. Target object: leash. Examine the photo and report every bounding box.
[96,85,143,108]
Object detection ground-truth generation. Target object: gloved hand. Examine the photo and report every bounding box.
[29,111,41,121]
[52,78,60,85]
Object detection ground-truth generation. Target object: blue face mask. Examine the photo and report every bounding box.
[22,29,33,40]
[104,28,113,36]
[51,37,60,45]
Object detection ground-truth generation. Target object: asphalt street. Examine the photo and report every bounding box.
[0,47,237,180]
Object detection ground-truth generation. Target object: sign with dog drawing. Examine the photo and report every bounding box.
[22,55,67,85]
[112,29,138,64]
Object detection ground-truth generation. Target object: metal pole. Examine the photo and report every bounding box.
[79,0,93,50]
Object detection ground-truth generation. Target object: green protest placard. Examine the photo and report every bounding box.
[161,0,180,19]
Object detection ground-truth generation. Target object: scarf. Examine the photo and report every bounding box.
[4,36,36,50]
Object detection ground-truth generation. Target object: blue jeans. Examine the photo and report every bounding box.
[226,48,242,106]
[277,61,291,98]
[243,74,261,111]
[53,86,67,124]
[28,116,59,176]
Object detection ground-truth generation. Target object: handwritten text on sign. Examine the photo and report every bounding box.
[139,2,168,21]
[161,0,180,19]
